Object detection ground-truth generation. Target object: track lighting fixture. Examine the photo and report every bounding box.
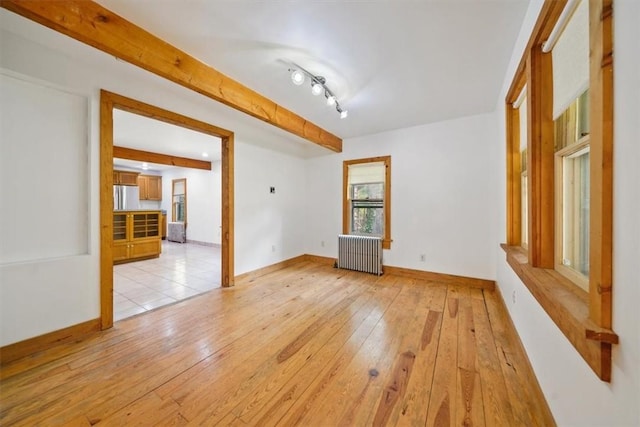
[288,63,348,119]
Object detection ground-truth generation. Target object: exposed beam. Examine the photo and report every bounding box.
[0,0,343,152]
[114,146,212,171]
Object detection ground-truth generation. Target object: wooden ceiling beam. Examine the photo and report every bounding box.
[1,0,343,152]
[114,146,212,171]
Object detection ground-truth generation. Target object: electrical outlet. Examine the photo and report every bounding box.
[512,290,516,304]
[321,241,325,247]
[271,245,276,252]
[420,254,426,262]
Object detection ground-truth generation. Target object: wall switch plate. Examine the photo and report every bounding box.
[270,186,276,194]
[420,254,426,262]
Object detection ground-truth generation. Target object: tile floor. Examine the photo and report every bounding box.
[113,241,221,321]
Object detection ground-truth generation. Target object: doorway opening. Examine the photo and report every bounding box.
[100,90,234,329]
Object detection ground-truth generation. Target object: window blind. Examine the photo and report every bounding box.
[552,0,589,119]
[348,162,385,185]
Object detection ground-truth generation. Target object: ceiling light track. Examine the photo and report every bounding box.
[288,63,348,119]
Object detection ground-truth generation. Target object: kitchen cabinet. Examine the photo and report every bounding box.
[113,210,162,264]
[138,175,162,201]
[113,170,140,186]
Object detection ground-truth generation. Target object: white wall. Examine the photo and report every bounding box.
[305,113,500,281]
[0,12,310,345]
[494,1,640,425]
[160,163,221,245]
[235,142,307,275]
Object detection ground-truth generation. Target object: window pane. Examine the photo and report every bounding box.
[352,206,383,235]
[554,89,589,151]
[521,172,528,247]
[562,150,590,276]
[351,182,384,200]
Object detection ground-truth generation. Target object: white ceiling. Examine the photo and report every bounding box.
[97,0,530,139]
[2,1,530,160]
[113,109,221,172]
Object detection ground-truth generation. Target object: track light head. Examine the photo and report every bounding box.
[290,69,304,86]
[337,105,348,119]
[311,82,323,96]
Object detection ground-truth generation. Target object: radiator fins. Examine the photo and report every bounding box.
[337,234,383,276]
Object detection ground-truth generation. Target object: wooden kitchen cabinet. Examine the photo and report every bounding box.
[138,175,162,201]
[113,210,162,264]
[113,170,140,186]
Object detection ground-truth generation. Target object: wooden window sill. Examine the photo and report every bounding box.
[501,244,618,381]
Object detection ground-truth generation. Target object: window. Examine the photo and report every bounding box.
[516,88,528,249]
[504,0,616,381]
[351,182,384,235]
[520,148,528,248]
[343,156,391,249]
[555,91,590,290]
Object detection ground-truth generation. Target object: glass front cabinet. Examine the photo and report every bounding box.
[113,211,162,264]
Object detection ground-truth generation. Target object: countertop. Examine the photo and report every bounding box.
[114,209,166,214]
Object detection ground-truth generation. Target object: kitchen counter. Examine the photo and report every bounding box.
[114,209,162,212]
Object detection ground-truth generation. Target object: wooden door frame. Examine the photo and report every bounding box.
[100,90,234,329]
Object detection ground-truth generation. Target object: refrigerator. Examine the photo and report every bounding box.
[113,185,140,210]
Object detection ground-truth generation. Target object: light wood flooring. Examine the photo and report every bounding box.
[0,261,555,426]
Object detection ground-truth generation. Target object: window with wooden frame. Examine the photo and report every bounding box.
[555,90,591,291]
[503,0,617,381]
[343,156,391,249]
[514,86,529,249]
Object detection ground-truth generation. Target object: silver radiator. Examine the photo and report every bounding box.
[167,222,186,243]
[338,234,383,276]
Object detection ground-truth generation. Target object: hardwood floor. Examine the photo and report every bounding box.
[0,261,555,426]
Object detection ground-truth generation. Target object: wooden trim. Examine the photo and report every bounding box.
[588,0,613,328]
[101,90,236,330]
[383,156,392,250]
[527,46,555,269]
[299,254,495,290]
[342,162,349,236]
[506,103,522,246]
[234,255,308,283]
[0,318,100,366]
[100,90,115,329]
[342,156,392,249]
[382,265,495,291]
[102,91,233,139]
[502,244,616,381]
[304,254,336,265]
[506,0,567,103]
[221,134,234,287]
[114,146,211,171]
[237,254,495,290]
[0,0,342,152]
